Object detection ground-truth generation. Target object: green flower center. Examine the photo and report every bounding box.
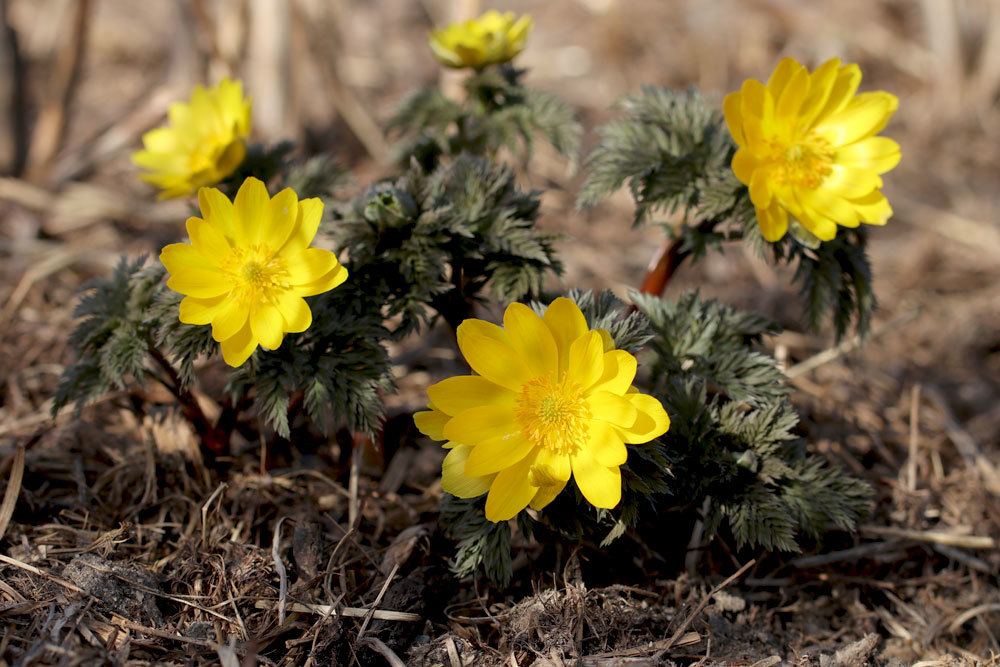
[515,376,590,455]
[768,135,834,189]
[224,245,288,303]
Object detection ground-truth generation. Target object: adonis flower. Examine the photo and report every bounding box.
[415,298,669,522]
[724,57,900,242]
[160,177,347,367]
[429,10,532,69]
[133,78,251,199]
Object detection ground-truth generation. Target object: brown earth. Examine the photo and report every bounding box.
[0,0,998,664]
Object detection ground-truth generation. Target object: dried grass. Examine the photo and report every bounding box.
[1,0,998,664]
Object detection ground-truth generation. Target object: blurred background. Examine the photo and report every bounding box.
[0,1,998,660]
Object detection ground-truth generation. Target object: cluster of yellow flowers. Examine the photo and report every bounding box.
[132,9,900,523]
[136,81,347,367]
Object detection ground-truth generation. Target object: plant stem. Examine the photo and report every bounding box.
[636,218,724,299]
[147,344,231,456]
[432,257,476,335]
[638,237,686,296]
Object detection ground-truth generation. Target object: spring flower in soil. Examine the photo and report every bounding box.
[133,78,251,199]
[415,298,670,522]
[160,177,347,367]
[724,57,900,243]
[429,10,533,69]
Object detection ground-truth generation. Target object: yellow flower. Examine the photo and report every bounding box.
[724,57,900,243]
[133,78,251,199]
[429,10,532,69]
[415,298,670,522]
[160,177,348,367]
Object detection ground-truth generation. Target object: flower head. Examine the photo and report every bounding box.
[724,57,900,243]
[415,298,670,522]
[133,78,251,199]
[160,177,347,367]
[429,10,532,69]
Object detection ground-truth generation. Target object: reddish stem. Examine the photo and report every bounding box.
[147,345,232,456]
[638,237,686,296]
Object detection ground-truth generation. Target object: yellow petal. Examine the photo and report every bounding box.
[836,137,901,174]
[427,376,515,416]
[850,190,893,226]
[211,298,250,342]
[815,92,898,147]
[233,177,271,244]
[731,148,758,186]
[566,331,605,390]
[739,78,773,123]
[457,317,508,346]
[250,303,284,350]
[588,420,628,467]
[165,267,231,298]
[811,62,861,126]
[799,58,842,127]
[723,92,745,145]
[801,189,860,231]
[179,294,228,325]
[274,292,312,333]
[591,350,637,395]
[503,303,558,378]
[756,203,788,242]
[484,453,538,521]
[529,448,571,485]
[219,321,258,367]
[265,187,299,251]
[198,187,238,240]
[186,216,231,259]
[775,64,810,122]
[749,167,774,209]
[282,197,323,251]
[464,434,535,477]
[542,297,588,375]
[586,391,638,428]
[293,264,348,297]
[442,445,494,499]
[597,329,615,352]
[819,164,883,198]
[456,329,533,393]
[529,479,568,511]
[766,57,799,101]
[140,127,179,152]
[793,203,838,241]
[617,393,670,444]
[161,242,220,274]
[442,404,518,444]
[570,449,621,510]
[414,409,450,441]
[284,248,340,286]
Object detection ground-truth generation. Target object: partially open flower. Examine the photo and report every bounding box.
[415,298,670,522]
[724,57,900,243]
[160,177,347,367]
[133,78,251,199]
[429,10,532,69]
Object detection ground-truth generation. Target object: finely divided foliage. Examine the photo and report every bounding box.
[389,66,580,169]
[54,257,161,413]
[636,292,871,552]
[334,155,562,334]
